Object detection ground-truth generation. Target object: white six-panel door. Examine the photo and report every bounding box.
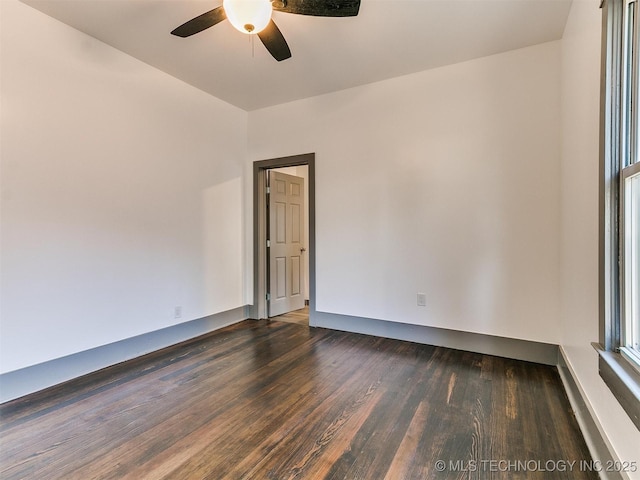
[268,171,306,317]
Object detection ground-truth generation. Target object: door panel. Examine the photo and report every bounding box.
[275,257,287,298]
[291,204,301,242]
[275,202,286,243]
[291,256,301,295]
[268,171,305,317]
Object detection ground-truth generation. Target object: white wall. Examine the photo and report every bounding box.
[249,42,562,344]
[560,0,640,473]
[0,0,247,373]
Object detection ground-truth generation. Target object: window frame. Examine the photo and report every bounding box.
[598,0,640,431]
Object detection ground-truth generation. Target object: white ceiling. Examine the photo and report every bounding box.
[21,0,572,111]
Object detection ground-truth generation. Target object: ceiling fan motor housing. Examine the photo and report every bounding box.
[171,0,360,62]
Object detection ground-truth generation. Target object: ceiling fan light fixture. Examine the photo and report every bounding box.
[223,0,273,34]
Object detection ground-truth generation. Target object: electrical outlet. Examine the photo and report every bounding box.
[417,293,427,307]
[174,306,182,319]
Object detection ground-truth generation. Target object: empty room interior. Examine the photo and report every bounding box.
[1,0,640,478]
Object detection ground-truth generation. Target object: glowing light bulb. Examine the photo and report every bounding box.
[223,0,273,34]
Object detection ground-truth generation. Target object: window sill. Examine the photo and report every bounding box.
[593,342,640,431]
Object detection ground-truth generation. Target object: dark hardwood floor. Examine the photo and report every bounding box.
[0,320,596,479]
[273,306,309,326]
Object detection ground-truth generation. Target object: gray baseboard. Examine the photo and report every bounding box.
[557,348,625,480]
[0,306,248,404]
[311,310,559,365]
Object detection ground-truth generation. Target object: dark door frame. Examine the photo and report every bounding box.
[252,153,316,322]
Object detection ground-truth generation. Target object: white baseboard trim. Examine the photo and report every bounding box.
[557,347,626,480]
[0,306,248,404]
[311,310,559,365]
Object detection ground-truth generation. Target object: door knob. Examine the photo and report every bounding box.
[300,247,306,253]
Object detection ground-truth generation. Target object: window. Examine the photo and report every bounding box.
[623,165,640,365]
[599,0,640,429]
[620,0,640,367]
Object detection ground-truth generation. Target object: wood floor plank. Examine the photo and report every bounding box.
[0,320,597,480]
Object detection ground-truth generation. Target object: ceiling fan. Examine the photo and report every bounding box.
[171,0,361,62]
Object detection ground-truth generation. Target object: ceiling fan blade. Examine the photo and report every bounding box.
[171,7,227,37]
[257,20,292,62]
[273,0,360,17]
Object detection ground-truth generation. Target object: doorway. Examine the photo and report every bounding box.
[252,153,315,323]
